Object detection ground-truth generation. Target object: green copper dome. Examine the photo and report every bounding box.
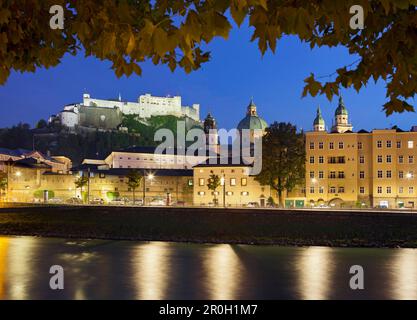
[314,106,325,125]
[237,99,268,131]
[335,96,348,116]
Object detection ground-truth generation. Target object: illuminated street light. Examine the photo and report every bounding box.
[15,171,22,177]
[311,178,318,184]
[148,173,155,181]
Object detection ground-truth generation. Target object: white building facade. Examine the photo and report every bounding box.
[57,93,200,128]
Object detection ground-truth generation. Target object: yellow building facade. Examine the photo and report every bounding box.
[193,163,305,207]
[307,98,417,209]
[4,167,193,205]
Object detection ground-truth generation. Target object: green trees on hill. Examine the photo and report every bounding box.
[0,114,203,165]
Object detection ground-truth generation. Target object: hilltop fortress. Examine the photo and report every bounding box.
[50,93,201,130]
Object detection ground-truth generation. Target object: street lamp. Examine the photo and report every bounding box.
[143,172,155,206]
[15,171,22,177]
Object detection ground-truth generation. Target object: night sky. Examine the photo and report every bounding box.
[0,21,415,132]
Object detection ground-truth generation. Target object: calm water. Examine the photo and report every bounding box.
[0,236,416,300]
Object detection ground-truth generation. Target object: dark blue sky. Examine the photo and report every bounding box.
[0,22,415,131]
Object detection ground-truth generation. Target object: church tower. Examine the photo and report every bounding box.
[203,113,219,154]
[331,96,353,133]
[313,106,326,132]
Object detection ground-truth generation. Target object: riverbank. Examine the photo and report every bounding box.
[0,205,417,248]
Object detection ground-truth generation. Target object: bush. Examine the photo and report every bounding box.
[33,190,55,199]
[106,191,120,201]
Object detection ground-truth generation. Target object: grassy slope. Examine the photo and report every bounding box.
[0,206,417,248]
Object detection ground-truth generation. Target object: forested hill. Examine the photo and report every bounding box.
[0,115,202,165]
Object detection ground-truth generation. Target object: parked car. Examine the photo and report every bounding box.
[316,204,330,209]
[132,199,144,206]
[110,197,130,205]
[48,198,63,204]
[66,197,82,205]
[246,202,260,208]
[150,197,166,206]
[90,198,105,205]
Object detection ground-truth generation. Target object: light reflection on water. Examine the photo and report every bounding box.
[132,242,171,300]
[203,245,244,300]
[390,249,417,300]
[296,247,335,300]
[0,236,416,300]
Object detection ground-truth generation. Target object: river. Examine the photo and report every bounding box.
[0,236,416,300]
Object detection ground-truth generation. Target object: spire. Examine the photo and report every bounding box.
[247,97,257,116]
[313,105,325,129]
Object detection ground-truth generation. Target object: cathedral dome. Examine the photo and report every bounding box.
[237,99,268,132]
[335,96,348,116]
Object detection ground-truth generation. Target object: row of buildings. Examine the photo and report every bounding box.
[3,96,417,209]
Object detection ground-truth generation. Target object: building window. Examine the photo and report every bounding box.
[310,171,315,179]
[409,156,414,164]
[198,191,205,196]
[310,156,315,164]
[399,171,404,179]
[386,140,392,148]
[386,171,392,178]
[409,187,414,194]
[377,140,382,148]
[99,173,106,178]
[188,179,193,186]
[199,178,205,186]
[338,171,345,179]
[329,186,336,194]
[241,178,247,186]
[359,171,365,179]
[377,155,383,163]
[360,187,365,194]
[377,186,383,194]
[397,141,402,148]
[241,192,249,196]
[230,178,236,186]
[399,155,404,164]
[360,156,365,164]
[387,186,392,194]
[310,142,315,150]
[319,142,324,149]
[339,142,344,149]
[319,156,324,164]
[226,191,234,196]
[358,142,363,150]
[329,171,336,179]
[329,142,334,150]
[338,187,345,193]
[399,187,404,194]
[310,187,315,194]
[377,170,383,178]
[386,155,392,163]
[408,141,414,149]
[319,171,324,179]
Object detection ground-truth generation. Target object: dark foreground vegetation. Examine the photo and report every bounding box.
[0,205,417,248]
